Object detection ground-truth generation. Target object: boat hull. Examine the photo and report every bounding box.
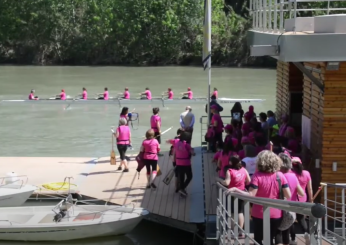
[0,215,143,241]
[0,185,37,207]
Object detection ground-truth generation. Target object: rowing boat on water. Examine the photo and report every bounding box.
[0,97,265,105]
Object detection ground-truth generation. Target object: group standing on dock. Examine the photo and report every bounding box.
[206,103,313,245]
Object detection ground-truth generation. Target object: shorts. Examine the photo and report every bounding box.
[117,144,128,160]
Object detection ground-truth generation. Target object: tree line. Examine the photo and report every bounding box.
[0,0,342,66]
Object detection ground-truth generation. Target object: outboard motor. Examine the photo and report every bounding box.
[53,210,66,222]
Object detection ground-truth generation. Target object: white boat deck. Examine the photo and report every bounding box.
[0,149,205,226]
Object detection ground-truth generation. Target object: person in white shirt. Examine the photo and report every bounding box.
[241,145,257,176]
[180,106,195,143]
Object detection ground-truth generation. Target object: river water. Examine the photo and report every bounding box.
[0,66,276,244]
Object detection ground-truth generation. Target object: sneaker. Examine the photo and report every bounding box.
[117,167,122,171]
[151,183,157,189]
[290,240,297,245]
[179,189,187,197]
[304,233,310,245]
[122,169,129,172]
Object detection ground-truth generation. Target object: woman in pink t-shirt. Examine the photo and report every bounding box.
[278,153,306,245]
[216,156,251,238]
[291,156,313,243]
[140,129,160,189]
[211,87,218,99]
[181,87,193,99]
[284,127,300,154]
[113,118,131,172]
[228,150,291,245]
[210,104,224,152]
[217,139,237,179]
[150,107,162,144]
[139,87,152,100]
[162,88,174,99]
[173,132,195,196]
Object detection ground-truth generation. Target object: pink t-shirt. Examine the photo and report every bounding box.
[187,91,193,99]
[28,93,34,100]
[145,90,152,100]
[116,125,130,145]
[219,151,236,178]
[82,91,87,100]
[174,140,192,166]
[294,170,311,202]
[250,171,288,219]
[228,167,247,190]
[213,91,218,99]
[211,114,223,133]
[142,139,160,160]
[238,150,245,160]
[213,151,222,162]
[103,91,109,100]
[60,92,66,100]
[283,172,299,201]
[150,115,161,133]
[168,91,173,99]
[124,91,130,99]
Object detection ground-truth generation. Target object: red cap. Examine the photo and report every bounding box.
[291,157,302,164]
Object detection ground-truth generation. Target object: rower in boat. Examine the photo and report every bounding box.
[162,88,174,99]
[181,87,193,99]
[79,87,88,100]
[118,87,130,99]
[55,89,66,100]
[139,87,152,100]
[97,87,109,100]
[28,90,39,100]
[211,87,218,99]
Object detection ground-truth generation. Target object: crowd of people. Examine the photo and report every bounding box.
[208,103,313,245]
[112,99,314,245]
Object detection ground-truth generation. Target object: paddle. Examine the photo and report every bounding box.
[110,128,116,165]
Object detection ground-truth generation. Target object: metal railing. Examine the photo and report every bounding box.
[0,175,28,189]
[321,182,346,245]
[250,0,346,33]
[216,182,326,245]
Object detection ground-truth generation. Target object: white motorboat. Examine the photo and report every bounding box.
[0,174,37,207]
[0,195,149,241]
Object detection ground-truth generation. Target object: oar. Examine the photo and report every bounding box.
[141,126,173,138]
[110,127,116,165]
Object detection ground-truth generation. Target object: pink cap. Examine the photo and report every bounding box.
[224,124,233,131]
[291,156,302,164]
[211,105,219,110]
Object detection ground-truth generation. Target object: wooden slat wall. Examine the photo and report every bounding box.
[276,61,290,118]
[303,62,324,160]
[321,62,346,184]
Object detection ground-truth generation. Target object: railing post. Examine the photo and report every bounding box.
[222,191,227,243]
[324,184,328,238]
[244,201,250,245]
[274,0,277,32]
[309,216,321,245]
[234,196,239,245]
[263,0,267,31]
[216,186,222,240]
[342,188,345,245]
[269,0,272,31]
[263,206,271,245]
[279,0,283,31]
[227,194,232,244]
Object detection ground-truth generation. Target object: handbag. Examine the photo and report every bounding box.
[157,164,162,176]
[277,173,296,231]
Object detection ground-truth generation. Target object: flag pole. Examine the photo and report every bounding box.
[206,0,212,151]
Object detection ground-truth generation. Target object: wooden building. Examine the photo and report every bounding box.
[276,61,346,198]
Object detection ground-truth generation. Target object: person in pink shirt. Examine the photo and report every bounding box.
[150,107,162,144]
[246,105,256,119]
[120,87,130,99]
[173,131,195,196]
[139,87,152,100]
[291,156,313,244]
[241,113,251,136]
[97,87,109,100]
[113,118,131,172]
[28,90,39,100]
[284,127,300,154]
[79,87,87,100]
[216,156,251,239]
[167,128,183,190]
[181,87,193,99]
[224,124,233,145]
[217,139,237,179]
[140,129,160,189]
[211,87,218,99]
[278,153,306,245]
[228,150,291,245]
[210,104,224,152]
[56,89,66,100]
[162,88,174,99]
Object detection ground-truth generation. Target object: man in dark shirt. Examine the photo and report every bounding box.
[205,95,223,121]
